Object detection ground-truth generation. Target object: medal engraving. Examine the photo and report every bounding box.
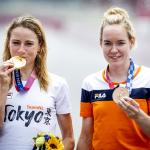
[10,56,26,69]
[112,87,129,103]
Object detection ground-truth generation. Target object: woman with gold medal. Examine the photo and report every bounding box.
[0,16,74,150]
[77,7,150,150]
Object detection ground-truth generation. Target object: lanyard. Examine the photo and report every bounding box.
[14,69,36,92]
[106,58,135,94]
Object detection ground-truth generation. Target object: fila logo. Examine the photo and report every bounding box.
[95,93,106,99]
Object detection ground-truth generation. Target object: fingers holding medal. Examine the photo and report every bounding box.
[0,56,26,72]
[112,87,140,119]
[0,56,26,88]
[0,59,14,75]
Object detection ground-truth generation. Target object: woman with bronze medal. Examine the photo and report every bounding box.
[0,16,74,149]
[77,7,150,150]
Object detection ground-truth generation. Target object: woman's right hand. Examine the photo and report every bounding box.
[0,60,15,91]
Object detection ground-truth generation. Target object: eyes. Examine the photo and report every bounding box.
[11,40,34,47]
[104,41,126,46]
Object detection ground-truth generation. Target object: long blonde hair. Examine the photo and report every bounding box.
[3,15,49,91]
[100,7,136,46]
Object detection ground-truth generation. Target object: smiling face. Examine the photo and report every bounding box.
[9,26,40,69]
[101,24,133,67]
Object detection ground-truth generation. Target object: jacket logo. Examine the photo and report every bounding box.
[94,93,106,99]
[7,92,13,99]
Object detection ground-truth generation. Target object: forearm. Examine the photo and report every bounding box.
[63,137,74,150]
[77,137,92,150]
[134,110,150,138]
[77,117,93,150]
[0,62,13,128]
[0,86,8,128]
[57,113,75,150]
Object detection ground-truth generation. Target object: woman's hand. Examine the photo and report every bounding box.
[0,60,15,128]
[77,117,93,150]
[0,60,15,91]
[118,96,150,138]
[57,113,75,150]
[118,97,140,119]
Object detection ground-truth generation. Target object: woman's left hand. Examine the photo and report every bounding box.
[118,97,141,119]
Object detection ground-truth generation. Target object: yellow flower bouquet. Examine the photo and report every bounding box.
[32,132,64,150]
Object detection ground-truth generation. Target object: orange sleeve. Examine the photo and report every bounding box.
[80,102,93,117]
[147,99,150,115]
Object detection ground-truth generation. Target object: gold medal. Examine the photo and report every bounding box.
[10,56,26,69]
[112,87,129,103]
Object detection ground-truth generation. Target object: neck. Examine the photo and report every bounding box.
[20,65,34,80]
[108,61,130,82]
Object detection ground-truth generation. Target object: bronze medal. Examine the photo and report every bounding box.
[10,56,26,69]
[112,87,129,103]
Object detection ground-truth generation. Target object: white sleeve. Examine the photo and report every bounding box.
[55,79,71,114]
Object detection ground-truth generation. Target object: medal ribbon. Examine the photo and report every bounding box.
[106,58,135,94]
[14,69,36,92]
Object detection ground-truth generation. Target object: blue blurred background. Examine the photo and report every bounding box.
[0,0,150,147]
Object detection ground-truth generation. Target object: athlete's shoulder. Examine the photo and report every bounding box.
[141,65,150,73]
[48,72,68,87]
[81,69,105,91]
[83,69,103,82]
[138,65,150,77]
[83,71,100,83]
[133,65,150,87]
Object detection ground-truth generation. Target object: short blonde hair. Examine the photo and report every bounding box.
[3,15,49,91]
[100,7,136,46]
